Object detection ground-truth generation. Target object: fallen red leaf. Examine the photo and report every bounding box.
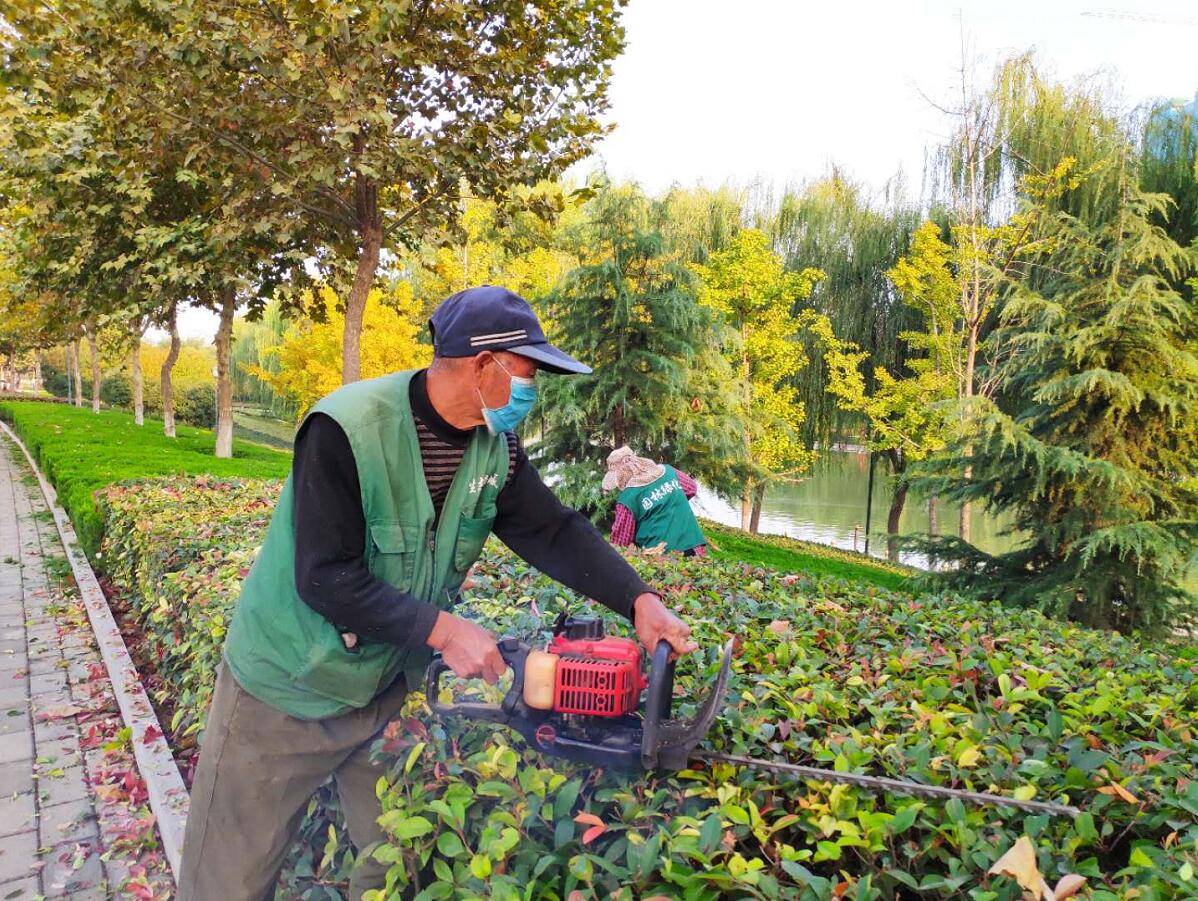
[581,824,606,845]
[36,704,83,721]
[1143,749,1174,767]
[573,812,604,828]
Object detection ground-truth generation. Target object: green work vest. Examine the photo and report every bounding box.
[618,465,706,554]
[223,369,509,720]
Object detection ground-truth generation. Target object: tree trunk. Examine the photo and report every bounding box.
[71,340,83,407]
[162,303,181,438]
[130,331,144,426]
[214,289,236,458]
[33,355,42,393]
[749,482,766,534]
[85,333,100,414]
[883,450,908,563]
[959,324,978,545]
[342,178,382,385]
[733,325,752,534]
[613,403,626,448]
[886,479,909,563]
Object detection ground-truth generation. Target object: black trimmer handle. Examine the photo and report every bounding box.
[640,640,676,759]
[648,640,676,716]
[641,638,735,770]
[426,638,530,723]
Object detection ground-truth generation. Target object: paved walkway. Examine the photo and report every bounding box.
[0,435,171,898]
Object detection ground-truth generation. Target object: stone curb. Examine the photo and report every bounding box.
[0,421,187,884]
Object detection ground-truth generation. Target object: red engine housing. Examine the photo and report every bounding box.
[547,634,646,717]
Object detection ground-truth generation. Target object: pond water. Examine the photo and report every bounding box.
[692,451,1019,569]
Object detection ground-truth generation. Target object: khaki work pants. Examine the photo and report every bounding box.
[177,661,409,900]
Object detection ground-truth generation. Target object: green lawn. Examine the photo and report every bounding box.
[0,401,291,555]
[699,518,912,591]
[232,412,296,450]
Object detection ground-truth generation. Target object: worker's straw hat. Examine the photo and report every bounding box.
[602,446,665,492]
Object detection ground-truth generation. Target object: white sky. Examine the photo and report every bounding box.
[163,0,1198,342]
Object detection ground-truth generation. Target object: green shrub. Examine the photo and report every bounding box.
[99,477,279,740]
[97,475,1198,899]
[99,476,356,893]
[0,401,290,555]
[177,384,216,428]
[43,362,70,397]
[101,374,133,408]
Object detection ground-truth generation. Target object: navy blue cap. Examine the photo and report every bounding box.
[428,285,591,375]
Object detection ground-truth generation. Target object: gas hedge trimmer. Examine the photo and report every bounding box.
[427,614,1080,818]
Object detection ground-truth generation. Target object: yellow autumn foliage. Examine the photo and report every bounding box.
[251,283,431,418]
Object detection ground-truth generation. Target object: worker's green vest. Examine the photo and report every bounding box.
[223,370,509,720]
[618,465,706,553]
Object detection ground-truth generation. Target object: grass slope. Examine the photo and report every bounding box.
[700,518,911,591]
[0,401,290,555]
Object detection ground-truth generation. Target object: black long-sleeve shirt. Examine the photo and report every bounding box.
[291,370,650,650]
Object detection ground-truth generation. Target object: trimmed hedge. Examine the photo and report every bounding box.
[0,401,290,555]
[98,475,1198,899]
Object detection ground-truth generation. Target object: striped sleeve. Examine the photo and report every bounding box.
[610,504,637,546]
[676,469,698,499]
[504,432,518,480]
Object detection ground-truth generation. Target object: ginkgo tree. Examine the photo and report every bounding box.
[405,186,584,313]
[251,283,432,418]
[696,229,823,533]
[804,246,957,560]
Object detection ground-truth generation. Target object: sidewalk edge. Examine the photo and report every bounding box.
[0,421,188,883]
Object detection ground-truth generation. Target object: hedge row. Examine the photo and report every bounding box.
[98,477,351,894]
[98,476,1198,899]
[39,368,218,427]
[0,400,289,555]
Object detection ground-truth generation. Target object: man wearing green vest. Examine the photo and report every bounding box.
[178,286,696,900]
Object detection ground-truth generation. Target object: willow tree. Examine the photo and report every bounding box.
[1141,93,1198,259]
[770,172,921,449]
[696,229,822,532]
[926,53,1134,541]
[231,299,296,421]
[652,185,747,265]
[804,222,960,560]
